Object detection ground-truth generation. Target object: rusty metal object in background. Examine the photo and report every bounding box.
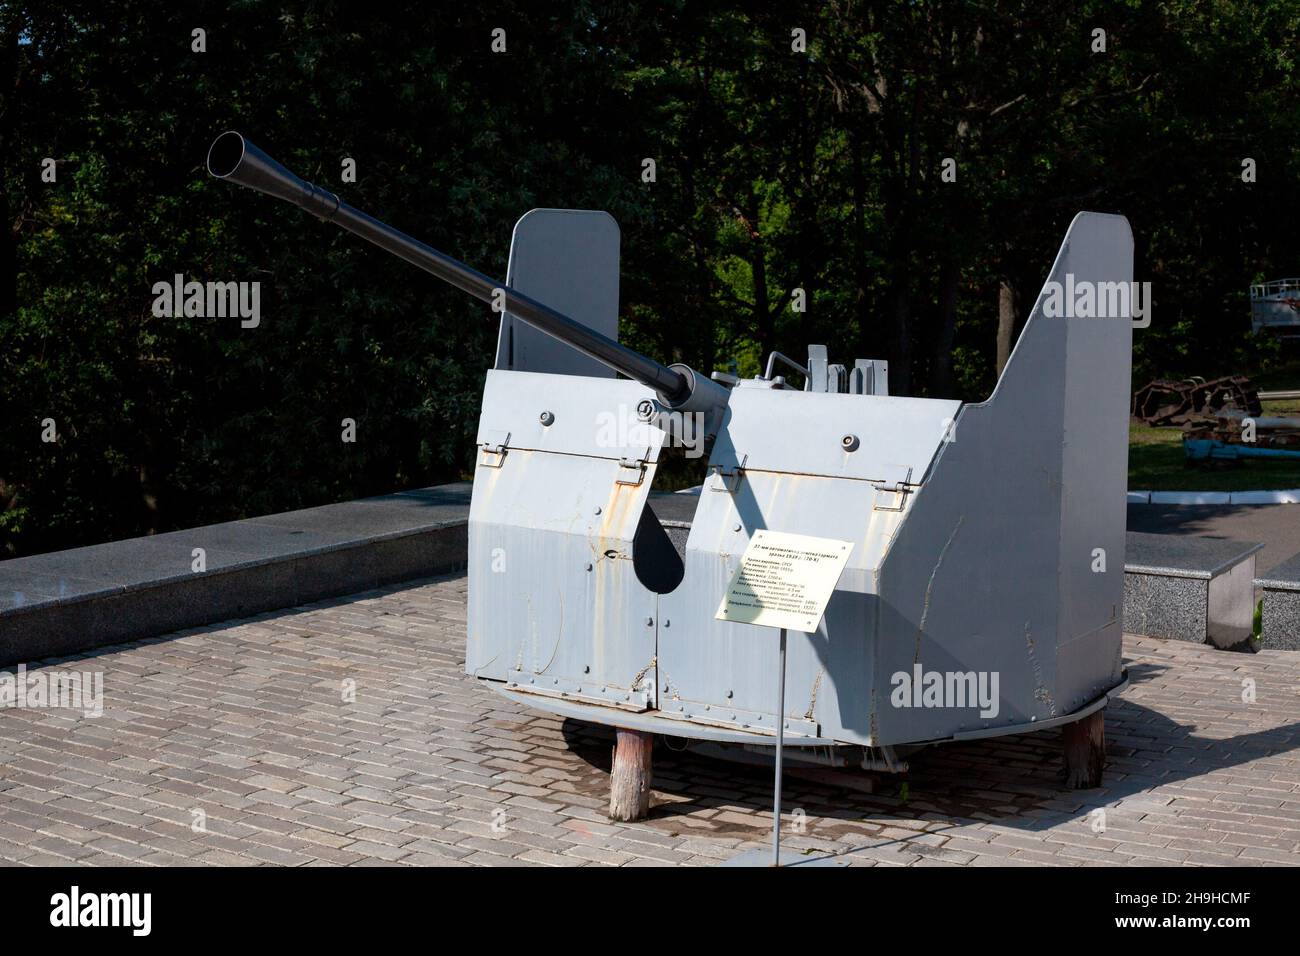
[1132,375,1262,426]
[1185,411,1300,452]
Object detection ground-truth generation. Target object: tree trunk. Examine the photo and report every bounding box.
[1062,710,1106,789]
[608,728,653,821]
[995,280,1017,377]
[932,257,960,397]
[850,126,872,357]
[890,282,912,393]
[752,241,772,361]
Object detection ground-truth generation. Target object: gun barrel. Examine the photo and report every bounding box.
[206,131,690,405]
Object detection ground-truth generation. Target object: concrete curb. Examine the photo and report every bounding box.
[0,484,471,667]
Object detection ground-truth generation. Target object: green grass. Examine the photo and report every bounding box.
[1129,399,1300,491]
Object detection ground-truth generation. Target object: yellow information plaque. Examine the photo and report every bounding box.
[715,529,854,633]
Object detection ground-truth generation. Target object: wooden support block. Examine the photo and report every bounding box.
[609,728,653,821]
[1062,709,1106,789]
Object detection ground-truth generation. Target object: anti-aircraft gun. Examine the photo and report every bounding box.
[209,131,1134,820]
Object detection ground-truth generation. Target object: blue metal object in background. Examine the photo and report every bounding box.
[1184,438,1300,462]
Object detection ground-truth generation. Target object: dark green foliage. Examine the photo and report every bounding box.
[2,1,1298,556]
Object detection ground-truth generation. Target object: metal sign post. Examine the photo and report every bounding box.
[772,626,787,867]
[716,530,854,868]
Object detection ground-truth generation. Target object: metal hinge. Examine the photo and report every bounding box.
[709,454,747,492]
[872,464,913,511]
[478,429,510,468]
[616,457,647,486]
[613,446,653,486]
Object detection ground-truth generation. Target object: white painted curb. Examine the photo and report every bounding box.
[1129,489,1300,505]
[1230,489,1300,504]
[1150,491,1231,504]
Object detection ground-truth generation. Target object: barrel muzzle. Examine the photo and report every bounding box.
[207,131,340,220]
[206,130,702,409]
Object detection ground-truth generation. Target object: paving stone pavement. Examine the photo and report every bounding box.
[1,571,1298,867]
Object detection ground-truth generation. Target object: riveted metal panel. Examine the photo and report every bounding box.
[657,399,942,743]
[872,212,1131,745]
[477,369,663,462]
[1053,214,1134,708]
[709,388,960,484]
[467,371,666,712]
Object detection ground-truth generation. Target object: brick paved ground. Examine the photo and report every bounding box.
[1,571,1298,866]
